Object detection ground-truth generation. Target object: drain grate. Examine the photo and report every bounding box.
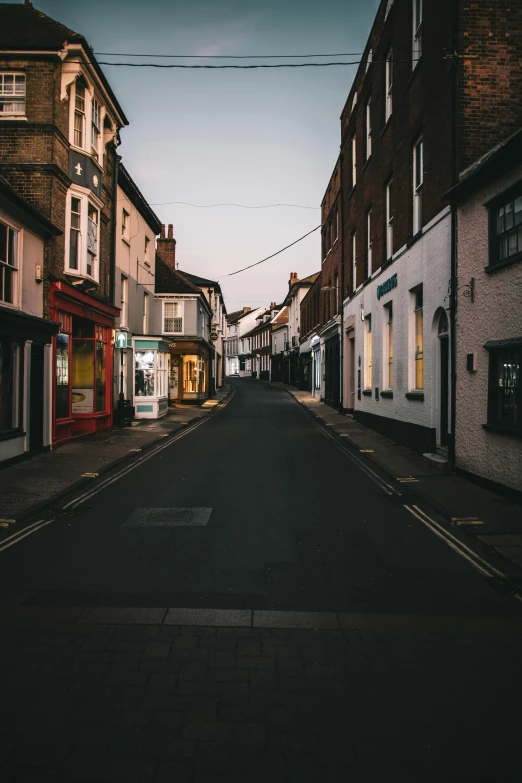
[121,508,212,527]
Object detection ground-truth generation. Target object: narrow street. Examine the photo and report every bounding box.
[1,380,521,782]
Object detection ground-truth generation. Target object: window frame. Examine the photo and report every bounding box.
[120,274,128,329]
[365,314,373,390]
[364,97,372,162]
[163,300,184,335]
[385,302,393,389]
[69,78,105,165]
[385,179,393,260]
[385,49,393,122]
[0,216,20,307]
[144,235,151,266]
[366,208,372,278]
[412,0,422,68]
[0,72,26,118]
[351,134,357,189]
[413,136,424,235]
[143,291,149,334]
[413,287,424,391]
[65,189,101,282]
[122,209,130,242]
[486,342,522,434]
[487,183,522,271]
[351,230,357,292]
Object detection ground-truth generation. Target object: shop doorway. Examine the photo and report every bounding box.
[29,343,44,451]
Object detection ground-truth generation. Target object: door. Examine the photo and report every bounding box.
[324,335,340,409]
[29,343,44,451]
[439,335,449,445]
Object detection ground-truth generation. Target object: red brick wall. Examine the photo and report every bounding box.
[300,274,323,341]
[321,158,343,317]
[458,0,522,172]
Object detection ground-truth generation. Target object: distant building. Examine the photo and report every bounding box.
[271,306,290,384]
[224,307,263,376]
[447,130,522,493]
[250,303,282,381]
[283,272,320,387]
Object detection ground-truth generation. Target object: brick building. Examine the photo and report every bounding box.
[0,3,128,444]
[250,304,280,381]
[299,275,323,394]
[337,0,522,456]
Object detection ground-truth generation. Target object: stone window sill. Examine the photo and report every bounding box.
[380,390,393,398]
[362,388,372,397]
[405,391,424,401]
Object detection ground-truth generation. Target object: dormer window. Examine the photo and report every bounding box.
[66,191,100,281]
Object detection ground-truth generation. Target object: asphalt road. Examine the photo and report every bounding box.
[1,379,520,615]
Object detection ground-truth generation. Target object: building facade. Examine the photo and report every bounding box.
[0,3,128,444]
[449,131,522,493]
[337,0,522,456]
[283,272,319,387]
[0,177,60,463]
[270,307,289,383]
[300,275,323,396]
[224,307,264,376]
[114,164,164,421]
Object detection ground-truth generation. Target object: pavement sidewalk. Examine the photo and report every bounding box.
[0,385,232,524]
[278,384,522,573]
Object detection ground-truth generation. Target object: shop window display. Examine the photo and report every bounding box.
[183,355,206,394]
[134,350,167,398]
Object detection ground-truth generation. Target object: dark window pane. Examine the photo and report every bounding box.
[0,222,6,263]
[496,207,504,235]
[504,202,514,230]
[514,196,522,226]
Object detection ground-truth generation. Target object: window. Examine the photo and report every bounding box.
[490,190,522,268]
[334,273,339,313]
[385,0,394,20]
[413,137,423,234]
[352,92,357,111]
[144,236,150,265]
[135,349,166,397]
[0,220,18,305]
[335,208,339,241]
[70,320,109,415]
[67,193,100,280]
[122,209,130,241]
[386,303,393,388]
[0,340,21,432]
[0,73,26,117]
[413,0,422,67]
[351,135,357,188]
[91,97,101,161]
[366,315,372,389]
[143,292,149,334]
[365,98,372,161]
[366,209,372,277]
[386,180,393,260]
[120,275,128,328]
[351,231,357,291]
[414,288,424,390]
[164,301,183,333]
[385,49,393,121]
[74,81,86,148]
[86,204,98,278]
[322,229,326,261]
[486,344,521,433]
[366,49,373,73]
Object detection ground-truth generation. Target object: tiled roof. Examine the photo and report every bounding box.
[154,259,202,295]
[272,306,289,325]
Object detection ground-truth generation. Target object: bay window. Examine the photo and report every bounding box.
[74,81,86,148]
[91,97,101,161]
[66,192,100,281]
[135,349,167,398]
[70,78,105,164]
[0,218,18,305]
[163,301,183,333]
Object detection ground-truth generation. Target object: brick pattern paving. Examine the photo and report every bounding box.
[1,622,521,782]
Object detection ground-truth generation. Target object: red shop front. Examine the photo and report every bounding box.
[50,281,119,445]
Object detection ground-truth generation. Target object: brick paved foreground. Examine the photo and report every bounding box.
[1,613,521,783]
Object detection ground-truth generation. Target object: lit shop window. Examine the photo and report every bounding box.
[365,315,372,389]
[414,288,424,390]
[71,321,108,414]
[183,356,206,394]
[386,303,393,388]
[135,350,167,398]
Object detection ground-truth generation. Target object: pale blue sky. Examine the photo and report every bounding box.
[33,0,379,310]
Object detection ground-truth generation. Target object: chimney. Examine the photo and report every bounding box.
[270,301,277,310]
[243,306,251,314]
[157,223,176,270]
[288,272,299,287]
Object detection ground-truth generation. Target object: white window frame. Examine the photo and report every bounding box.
[365,97,372,161]
[0,215,20,307]
[352,230,357,291]
[413,0,422,68]
[65,189,101,282]
[163,300,184,334]
[351,134,357,188]
[367,209,372,277]
[386,180,393,260]
[69,78,105,164]
[413,136,424,235]
[120,274,128,328]
[91,95,102,162]
[0,72,26,118]
[385,49,393,121]
[143,291,149,334]
[73,79,86,150]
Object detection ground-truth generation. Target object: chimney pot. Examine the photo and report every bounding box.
[243,306,251,314]
[168,224,173,239]
[160,224,165,238]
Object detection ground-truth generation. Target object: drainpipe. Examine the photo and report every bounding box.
[448,0,459,470]
[338,152,344,413]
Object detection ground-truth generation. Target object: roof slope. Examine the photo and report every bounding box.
[155,259,202,295]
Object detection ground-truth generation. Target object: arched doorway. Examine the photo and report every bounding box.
[437,309,450,446]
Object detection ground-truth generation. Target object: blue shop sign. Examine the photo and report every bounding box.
[377,273,397,300]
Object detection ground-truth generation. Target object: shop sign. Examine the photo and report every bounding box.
[376,273,398,300]
[209,331,219,341]
[115,331,129,349]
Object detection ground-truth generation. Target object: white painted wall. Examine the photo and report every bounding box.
[343,208,451,444]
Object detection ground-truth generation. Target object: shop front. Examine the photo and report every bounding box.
[133,338,169,419]
[167,339,212,404]
[50,281,119,445]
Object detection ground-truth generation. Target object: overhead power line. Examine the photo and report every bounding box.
[97,60,361,69]
[219,225,321,279]
[94,51,365,59]
[150,200,319,209]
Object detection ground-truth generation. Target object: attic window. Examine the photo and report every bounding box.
[0,73,26,117]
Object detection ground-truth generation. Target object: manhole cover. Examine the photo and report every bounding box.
[121,508,212,527]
